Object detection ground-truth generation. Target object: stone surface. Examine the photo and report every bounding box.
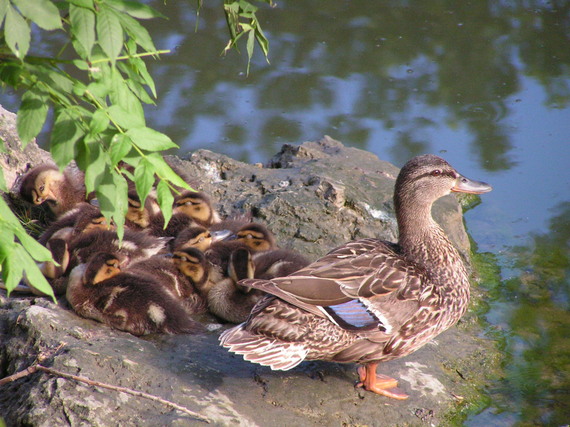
[0,105,499,426]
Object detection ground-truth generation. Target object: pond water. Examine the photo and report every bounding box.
[2,1,569,425]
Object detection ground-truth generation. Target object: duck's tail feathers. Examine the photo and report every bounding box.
[219,325,308,371]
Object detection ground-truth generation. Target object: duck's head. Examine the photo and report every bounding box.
[172,247,209,287]
[73,205,115,234]
[125,191,152,228]
[173,191,220,227]
[20,165,64,206]
[235,223,276,252]
[84,252,122,285]
[172,226,231,252]
[394,155,492,211]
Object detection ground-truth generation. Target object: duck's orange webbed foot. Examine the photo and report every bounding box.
[356,363,409,400]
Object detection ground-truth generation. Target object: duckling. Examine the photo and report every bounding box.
[38,202,112,246]
[127,253,207,315]
[251,248,311,279]
[126,191,216,238]
[67,228,170,274]
[207,248,265,323]
[171,247,216,298]
[66,252,203,336]
[171,226,232,252]
[19,164,87,217]
[205,223,278,275]
[124,191,161,230]
[23,233,71,296]
[220,154,492,399]
[173,191,221,228]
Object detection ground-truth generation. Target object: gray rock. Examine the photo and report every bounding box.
[1,106,499,426]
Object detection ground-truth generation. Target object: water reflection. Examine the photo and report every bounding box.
[473,201,570,425]
[144,0,569,171]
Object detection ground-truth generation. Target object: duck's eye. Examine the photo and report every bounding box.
[198,237,204,242]
[39,185,45,192]
[431,170,442,177]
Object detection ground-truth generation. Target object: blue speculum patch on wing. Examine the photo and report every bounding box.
[323,299,383,331]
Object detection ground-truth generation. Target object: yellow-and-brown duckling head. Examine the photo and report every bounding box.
[233,223,277,252]
[66,252,203,336]
[125,191,159,230]
[171,226,232,253]
[220,154,492,400]
[171,247,213,297]
[19,164,87,217]
[172,191,221,227]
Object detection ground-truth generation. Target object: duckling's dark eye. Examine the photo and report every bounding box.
[39,185,45,192]
[431,170,442,177]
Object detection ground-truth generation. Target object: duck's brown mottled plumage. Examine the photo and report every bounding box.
[220,154,492,399]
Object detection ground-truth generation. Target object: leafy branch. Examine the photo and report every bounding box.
[0,0,273,298]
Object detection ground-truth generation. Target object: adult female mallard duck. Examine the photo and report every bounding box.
[220,154,492,399]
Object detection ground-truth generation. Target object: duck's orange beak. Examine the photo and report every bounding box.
[452,174,493,194]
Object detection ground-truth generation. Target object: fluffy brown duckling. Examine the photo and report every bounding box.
[127,253,207,315]
[172,191,221,228]
[207,248,265,323]
[126,190,219,238]
[66,252,203,336]
[251,248,311,280]
[67,228,170,274]
[38,202,113,246]
[19,164,87,217]
[170,225,232,253]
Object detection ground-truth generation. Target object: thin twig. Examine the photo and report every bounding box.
[0,361,210,423]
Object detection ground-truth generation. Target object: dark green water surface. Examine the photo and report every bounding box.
[2,1,569,425]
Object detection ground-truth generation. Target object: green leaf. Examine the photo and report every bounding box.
[90,109,110,135]
[134,158,155,206]
[70,4,95,57]
[28,63,74,94]
[0,170,6,192]
[109,68,145,124]
[146,153,192,190]
[20,252,56,300]
[126,127,177,151]
[156,179,173,227]
[11,226,53,262]
[107,104,144,130]
[84,143,107,193]
[97,4,123,63]
[2,243,24,292]
[109,133,133,166]
[105,0,166,19]
[116,12,156,52]
[17,89,49,147]
[96,168,127,240]
[5,5,30,59]
[68,0,94,9]
[0,62,23,87]
[86,81,111,99]
[51,109,83,168]
[0,0,8,27]
[12,0,62,30]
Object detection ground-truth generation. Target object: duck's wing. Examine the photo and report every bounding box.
[243,238,425,331]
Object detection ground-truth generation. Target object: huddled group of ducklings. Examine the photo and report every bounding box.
[17,163,311,336]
